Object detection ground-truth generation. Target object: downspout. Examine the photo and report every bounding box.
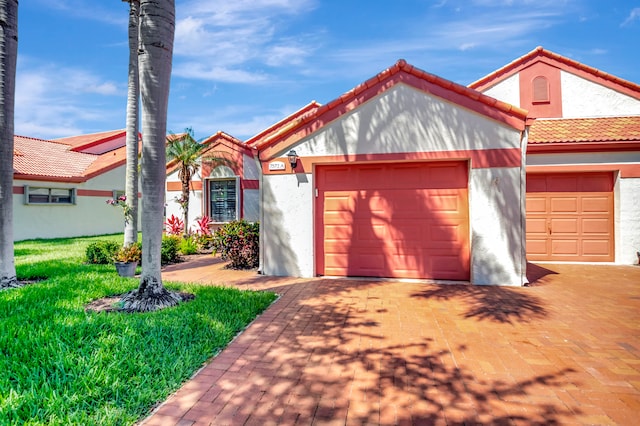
[520,125,530,286]
[253,147,264,274]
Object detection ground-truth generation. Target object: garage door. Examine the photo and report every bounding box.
[526,172,614,262]
[315,161,470,280]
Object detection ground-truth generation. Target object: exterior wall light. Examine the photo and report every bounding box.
[287,150,298,170]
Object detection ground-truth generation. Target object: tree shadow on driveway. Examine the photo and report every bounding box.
[412,283,548,324]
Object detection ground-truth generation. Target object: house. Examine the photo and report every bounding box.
[251,60,529,285]
[12,130,134,241]
[164,103,321,229]
[469,47,640,265]
[165,131,260,229]
[170,47,639,285]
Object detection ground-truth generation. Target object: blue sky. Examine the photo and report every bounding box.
[17,0,640,141]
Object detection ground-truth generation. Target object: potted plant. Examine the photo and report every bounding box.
[113,243,142,277]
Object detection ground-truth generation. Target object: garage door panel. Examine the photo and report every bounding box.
[582,239,611,256]
[550,197,578,213]
[550,218,578,235]
[581,196,610,213]
[317,161,470,280]
[551,239,579,256]
[526,239,548,255]
[526,172,613,262]
[582,218,611,234]
[355,222,387,242]
[526,197,547,213]
[431,224,465,242]
[527,218,547,234]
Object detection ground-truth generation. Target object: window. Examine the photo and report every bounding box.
[209,178,238,222]
[532,76,550,103]
[25,186,75,205]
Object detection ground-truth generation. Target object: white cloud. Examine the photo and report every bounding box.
[172,0,320,82]
[15,58,124,138]
[621,8,640,27]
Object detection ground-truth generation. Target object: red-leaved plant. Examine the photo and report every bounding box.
[195,216,212,236]
[164,214,184,236]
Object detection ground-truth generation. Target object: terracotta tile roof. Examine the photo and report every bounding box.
[13,136,97,180]
[13,134,127,182]
[529,116,640,144]
[469,46,640,99]
[246,101,321,147]
[255,60,528,160]
[54,129,126,151]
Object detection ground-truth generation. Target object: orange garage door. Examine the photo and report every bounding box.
[526,172,614,262]
[315,162,470,280]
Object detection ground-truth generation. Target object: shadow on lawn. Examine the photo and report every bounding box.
[198,279,580,425]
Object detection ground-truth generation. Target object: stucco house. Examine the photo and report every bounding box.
[169,47,639,285]
[12,130,134,241]
[469,47,640,265]
[165,131,261,228]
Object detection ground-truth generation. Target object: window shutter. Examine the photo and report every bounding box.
[532,76,550,103]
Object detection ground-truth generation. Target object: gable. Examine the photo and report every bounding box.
[471,47,640,119]
[256,60,527,161]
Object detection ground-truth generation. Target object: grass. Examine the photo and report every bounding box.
[1,234,277,425]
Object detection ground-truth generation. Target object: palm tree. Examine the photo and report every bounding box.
[121,0,180,311]
[166,128,206,233]
[123,0,140,247]
[0,0,19,290]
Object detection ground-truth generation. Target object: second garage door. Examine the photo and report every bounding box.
[526,172,614,262]
[315,161,470,280]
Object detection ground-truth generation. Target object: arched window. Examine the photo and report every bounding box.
[532,76,550,103]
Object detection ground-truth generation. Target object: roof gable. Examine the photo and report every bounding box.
[470,46,640,100]
[54,129,128,154]
[165,131,247,175]
[255,60,528,161]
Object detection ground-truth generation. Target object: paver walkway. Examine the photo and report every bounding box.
[141,258,640,425]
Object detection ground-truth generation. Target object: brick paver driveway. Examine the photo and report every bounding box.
[142,259,640,425]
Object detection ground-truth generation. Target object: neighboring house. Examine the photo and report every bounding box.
[165,131,260,230]
[169,47,639,285]
[469,47,640,265]
[164,103,320,230]
[12,130,133,241]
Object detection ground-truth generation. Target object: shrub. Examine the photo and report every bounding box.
[161,235,181,264]
[85,240,120,264]
[212,220,259,269]
[113,242,142,263]
[179,236,199,255]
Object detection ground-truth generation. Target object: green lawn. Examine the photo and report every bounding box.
[1,235,277,425]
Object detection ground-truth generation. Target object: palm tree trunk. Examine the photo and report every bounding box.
[122,0,181,311]
[0,0,20,290]
[181,166,190,233]
[124,0,140,246]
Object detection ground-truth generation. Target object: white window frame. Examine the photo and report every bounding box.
[24,186,76,205]
[207,177,239,223]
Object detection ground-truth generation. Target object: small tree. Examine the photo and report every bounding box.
[166,128,206,233]
[166,129,232,233]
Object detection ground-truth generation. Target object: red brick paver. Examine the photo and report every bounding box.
[140,258,640,425]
